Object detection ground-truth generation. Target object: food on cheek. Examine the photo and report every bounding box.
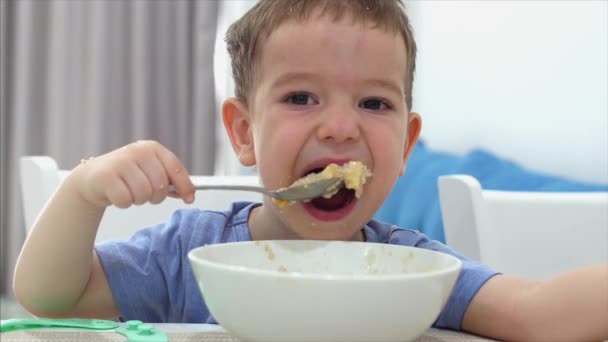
[272,161,372,208]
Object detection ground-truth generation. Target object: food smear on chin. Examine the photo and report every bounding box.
[273,161,372,208]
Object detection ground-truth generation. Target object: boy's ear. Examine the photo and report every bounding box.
[400,112,422,176]
[222,98,256,166]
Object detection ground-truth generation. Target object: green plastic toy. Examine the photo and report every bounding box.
[0,318,168,342]
[115,320,168,342]
[0,318,118,332]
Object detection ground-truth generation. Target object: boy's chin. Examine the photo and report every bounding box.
[259,197,372,241]
[291,208,369,242]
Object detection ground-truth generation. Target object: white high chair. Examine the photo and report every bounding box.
[20,156,262,243]
[438,175,608,279]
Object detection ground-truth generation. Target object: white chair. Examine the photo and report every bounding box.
[438,174,608,279]
[20,156,262,243]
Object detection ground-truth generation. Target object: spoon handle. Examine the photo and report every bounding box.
[168,184,269,196]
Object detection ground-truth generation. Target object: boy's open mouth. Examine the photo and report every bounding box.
[301,167,354,211]
[300,167,358,220]
[273,161,370,220]
[302,186,358,221]
[310,185,356,211]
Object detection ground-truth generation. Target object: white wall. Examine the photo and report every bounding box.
[214,0,608,184]
[409,0,608,184]
[214,0,256,176]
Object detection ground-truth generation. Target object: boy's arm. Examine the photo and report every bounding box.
[462,264,608,341]
[13,177,119,318]
[13,140,195,318]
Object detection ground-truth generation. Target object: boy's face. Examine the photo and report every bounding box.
[224,13,421,241]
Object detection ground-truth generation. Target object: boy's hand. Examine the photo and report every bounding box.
[71,140,195,209]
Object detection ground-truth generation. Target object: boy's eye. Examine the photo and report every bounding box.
[285,93,317,106]
[360,98,391,111]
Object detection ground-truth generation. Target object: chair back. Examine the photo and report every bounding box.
[439,174,608,279]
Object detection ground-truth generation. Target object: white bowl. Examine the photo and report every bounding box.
[188,240,462,342]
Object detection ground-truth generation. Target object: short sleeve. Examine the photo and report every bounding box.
[94,203,257,323]
[95,209,192,322]
[386,228,500,331]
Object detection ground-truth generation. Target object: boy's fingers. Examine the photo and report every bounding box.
[167,191,184,199]
[120,162,153,205]
[154,146,195,203]
[136,155,169,204]
[106,178,134,209]
[137,154,169,190]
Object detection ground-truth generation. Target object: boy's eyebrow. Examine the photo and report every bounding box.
[271,72,404,97]
[270,72,321,89]
[363,78,405,98]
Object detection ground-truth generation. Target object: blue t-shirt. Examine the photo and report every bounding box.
[95,202,498,330]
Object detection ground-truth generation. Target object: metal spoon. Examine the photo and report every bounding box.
[168,176,343,202]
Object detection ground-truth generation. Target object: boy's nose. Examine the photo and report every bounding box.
[316,108,361,143]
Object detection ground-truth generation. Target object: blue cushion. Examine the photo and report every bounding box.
[375,141,608,242]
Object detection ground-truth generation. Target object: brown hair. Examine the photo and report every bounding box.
[225,0,417,110]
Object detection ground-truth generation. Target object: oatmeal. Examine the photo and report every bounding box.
[273,161,372,207]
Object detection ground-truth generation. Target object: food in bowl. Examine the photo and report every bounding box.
[188,240,462,342]
[274,161,372,207]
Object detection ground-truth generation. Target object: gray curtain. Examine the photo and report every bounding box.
[1,0,219,295]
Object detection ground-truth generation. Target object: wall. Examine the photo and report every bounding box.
[409,0,607,184]
[214,0,256,176]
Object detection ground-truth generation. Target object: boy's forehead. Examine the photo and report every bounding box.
[265,10,390,41]
[257,15,408,87]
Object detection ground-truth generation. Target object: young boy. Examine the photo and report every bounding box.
[13,0,607,340]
